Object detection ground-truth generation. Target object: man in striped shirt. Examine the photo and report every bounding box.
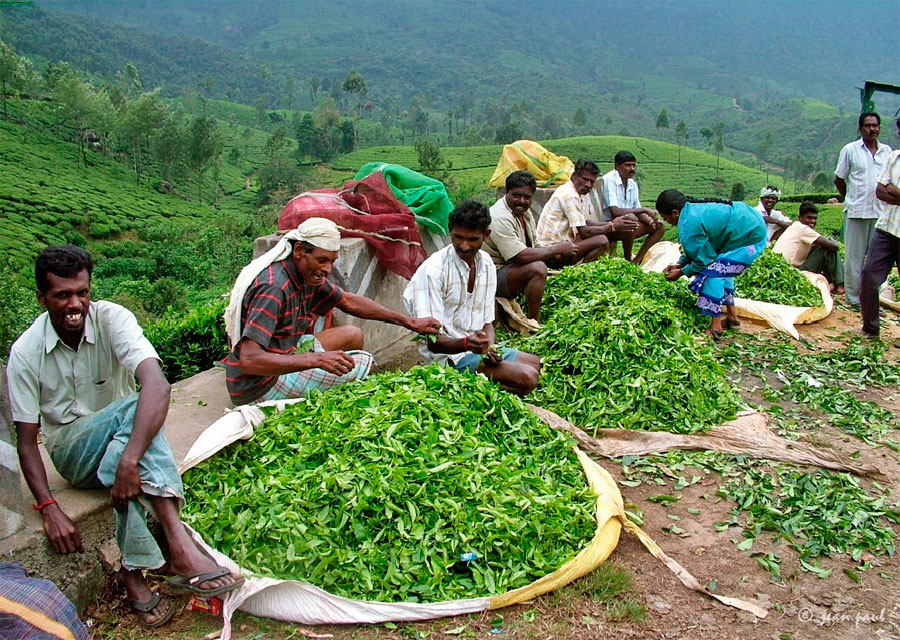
[225,219,440,404]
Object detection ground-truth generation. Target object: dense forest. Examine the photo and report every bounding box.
[4,1,899,172]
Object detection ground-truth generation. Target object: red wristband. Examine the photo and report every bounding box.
[33,498,58,513]
[462,335,469,351]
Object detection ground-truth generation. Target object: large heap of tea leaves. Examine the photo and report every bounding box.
[735,249,823,307]
[182,366,596,603]
[529,259,741,434]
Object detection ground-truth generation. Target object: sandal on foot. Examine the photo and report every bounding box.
[724,318,741,329]
[707,329,723,342]
[168,566,245,597]
[131,592,174,629]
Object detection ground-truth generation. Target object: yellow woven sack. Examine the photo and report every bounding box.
[489,140,574,188]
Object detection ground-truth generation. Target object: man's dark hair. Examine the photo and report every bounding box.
[858,111,881,128]
[35,245,94,293]
[896,116,900,128]
[448,199,491,232]
[614,150,636,166]
[505,170,537,192]
[798,201,819,216]
[573,158,599,176]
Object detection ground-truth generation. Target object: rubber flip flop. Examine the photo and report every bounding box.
[168,566,245,597]
[707,329,723,342]
[131,592,174,629]
[724,318,741,329]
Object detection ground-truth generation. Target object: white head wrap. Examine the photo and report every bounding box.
[759,186,781,199]
[224,218,343,346]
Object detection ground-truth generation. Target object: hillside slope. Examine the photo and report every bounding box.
[333,135,776,204]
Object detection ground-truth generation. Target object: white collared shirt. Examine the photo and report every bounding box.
[834,138,893,219]
[753,202,793,243]
[601,169,641,222]
[876,149,900,239]
[6,301,159,445]
[402,245,496,366]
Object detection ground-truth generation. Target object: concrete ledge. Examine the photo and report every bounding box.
[0,368,234,612]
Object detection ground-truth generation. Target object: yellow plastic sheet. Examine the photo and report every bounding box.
[489,140,574,188]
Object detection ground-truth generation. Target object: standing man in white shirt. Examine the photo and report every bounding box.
[535,158,637,263]
[860,116,900,339]
[753,185,792,244]
[600,150,664,263]
[834,112,893,306]
[403,200,541,396]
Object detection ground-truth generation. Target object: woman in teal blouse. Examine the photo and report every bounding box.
[655,189,767,339]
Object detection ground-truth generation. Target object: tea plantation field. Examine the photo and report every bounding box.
[332,135,781,205]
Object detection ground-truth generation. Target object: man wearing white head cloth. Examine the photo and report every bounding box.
[223,218,440,404]
[753,185,792,244]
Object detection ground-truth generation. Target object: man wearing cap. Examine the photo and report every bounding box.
[600,150,665,263]
[223,218,440,404]
[834,112,893,306]
[754,186,792,244]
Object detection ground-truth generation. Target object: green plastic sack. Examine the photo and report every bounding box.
[355,162,453,235]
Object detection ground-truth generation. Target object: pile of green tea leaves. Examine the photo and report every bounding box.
[182,366,596,603]
[620,451,900,580]
[735,249,822,307]
[527,259,740,434]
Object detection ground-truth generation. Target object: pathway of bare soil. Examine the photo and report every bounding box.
[86,308,900,640]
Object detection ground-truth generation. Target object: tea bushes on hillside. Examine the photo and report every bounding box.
[144,299,227,381]
[182,367,596,603]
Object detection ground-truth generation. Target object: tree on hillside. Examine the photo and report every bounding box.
[0,39,33,121]
[186,114,222,204]
[314,94,342,159]
[118,90,167,183]
[712,122,725,176]
[295,112,317,162]
[699,127,714,146]
[56,73,97,166]
[153,109,188,186]
[757,132,774,182]
[264,125,289,160]
[674,120,688,170]
[116,62,143,100]
[342,68,367,146]
[573,107,587,130]
[811,171,831,192]
[730,181,746,201]
[656,108,669,131]
[495,121,523,144]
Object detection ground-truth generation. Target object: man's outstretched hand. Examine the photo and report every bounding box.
[407,317,442,335]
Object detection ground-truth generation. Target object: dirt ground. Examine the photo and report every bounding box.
[85,306,900,640]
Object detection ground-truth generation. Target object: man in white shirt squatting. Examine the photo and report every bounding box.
[753,185,792,244]
[404,200,541,396]
[600,150,665,263]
